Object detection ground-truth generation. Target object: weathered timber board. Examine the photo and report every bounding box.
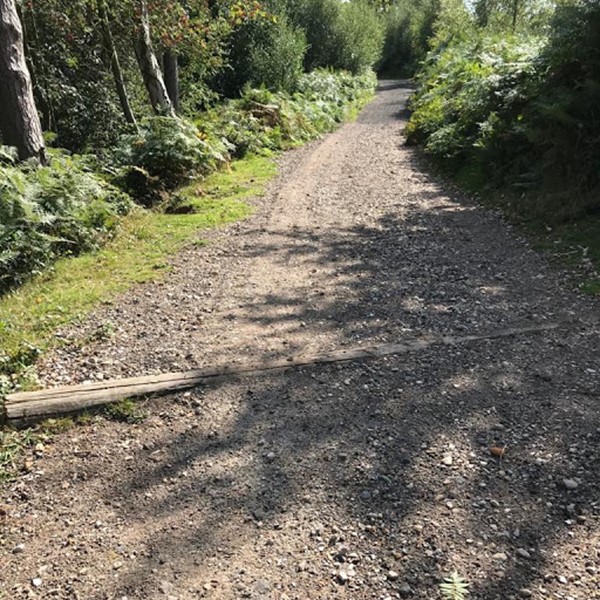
[4,323,561,420]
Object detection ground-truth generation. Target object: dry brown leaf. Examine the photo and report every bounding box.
[490,446,507,458]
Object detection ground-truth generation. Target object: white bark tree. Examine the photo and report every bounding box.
[134,0,175,117]
[0,0,46,162]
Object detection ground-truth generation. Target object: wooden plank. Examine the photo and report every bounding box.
[4,323,561,420]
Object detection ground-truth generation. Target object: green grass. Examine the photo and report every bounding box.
[104,399,147,424]
[0,155,275,380]
[0,428,38,482]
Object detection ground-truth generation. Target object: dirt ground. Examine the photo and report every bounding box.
[1,81,599,600]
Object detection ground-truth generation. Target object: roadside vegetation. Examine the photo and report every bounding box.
[403,0,600,289]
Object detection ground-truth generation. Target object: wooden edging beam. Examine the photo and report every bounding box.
[4,323,562,421]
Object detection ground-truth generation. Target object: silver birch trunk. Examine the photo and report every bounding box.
[0,0,46,163]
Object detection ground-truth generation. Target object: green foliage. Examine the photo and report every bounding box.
[288,0,384,74]
[407,0,600,220]
[335,1,385,73]
[245,15,307,92]
[197,69,377,159]
[440,571,470,600]
[406,35,542,155]
[105,399,147,423]
[0,145,18,166]
[474,0,555,31]
[287,0,342,71]
[431,0,476,45]
[215,8,307,96]
[115,116,228,192]
[20,0,131,153]
[14,0,381,152]
[378,0,440,76]
[0,153,131,292]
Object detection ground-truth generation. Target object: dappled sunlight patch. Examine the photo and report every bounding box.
[489,372,526,394]
[478,284,508,297]
[401,295,427,314]
[444,374,481,393]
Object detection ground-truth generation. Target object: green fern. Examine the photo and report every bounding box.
[440,572,469,600]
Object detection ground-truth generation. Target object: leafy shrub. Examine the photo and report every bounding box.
[406,1,600,221]
[215,9,307,97]
[287,0,341,71]
[115,117,228,193]
[196,69,377,160]
[245,16,307,92]
[406,35,542,156]
[0,153,131,291]
[332,1,385,74]
[379,0,443,76]
[287,0,384,74]
[48,77,129,153]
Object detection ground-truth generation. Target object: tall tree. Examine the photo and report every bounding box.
[163,49,179,112]
[134,0,175,116]
[98,0,137,125]
[0,0,46,162]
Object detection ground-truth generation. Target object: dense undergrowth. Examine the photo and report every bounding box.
[406,0,600,223]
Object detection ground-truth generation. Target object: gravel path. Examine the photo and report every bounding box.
[2,81,599,600]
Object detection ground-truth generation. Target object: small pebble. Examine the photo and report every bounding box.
[337,570,349,584]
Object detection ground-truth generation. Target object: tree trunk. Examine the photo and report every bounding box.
[511,0,519,30]
[98,0,137,125]
[21,0,56,132]
[134,0,175,117]
[0,0,46,163]
[163,49,179,112]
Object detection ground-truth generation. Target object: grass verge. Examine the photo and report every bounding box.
[0,155,274,386]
